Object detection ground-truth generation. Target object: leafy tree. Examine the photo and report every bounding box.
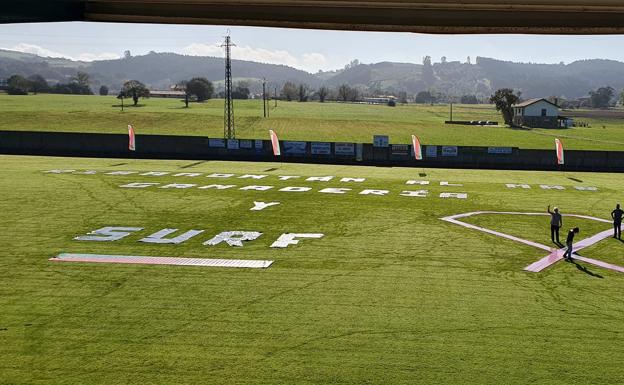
[422,56,435,87]
[186,77,213,101]
[338,84,351,102]
[460,94,478,104]
[398,91,408,104]
[232,85,250,99]
[7,75,30,95]
[28,74,49,94]
[415,90,434,104]
[589,86,615,108]
[489,88,520,125]
[74,71,90,87]
[317,86,329,103]
[281,81,297,101]
[99,85,109,96]
[122,80,150,106]
[620,89,624,106]
[298,84,310,102]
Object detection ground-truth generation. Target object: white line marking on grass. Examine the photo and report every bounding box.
[440,211,623,274]
[50,253,273,268]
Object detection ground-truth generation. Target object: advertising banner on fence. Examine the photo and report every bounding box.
[391,144,409,155]
[487,147,513,154]
[412,135,422,160]
[335,142,355,155]
[442,146,458,157]
[426,146,438,158]
[239,140,253,149]
[209,138,226,148]
[227,139,240,150]
[255,140,264,153]
[373,135,389,148]
[283,141,307,155]
[311,142,331,155]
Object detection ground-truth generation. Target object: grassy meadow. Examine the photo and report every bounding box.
[1,93,624,150]
[1,155,624,384]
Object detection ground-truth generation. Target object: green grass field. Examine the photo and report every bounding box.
[2,94,624,150]
[2,155,624,384]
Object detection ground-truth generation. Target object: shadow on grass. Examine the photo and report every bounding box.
[111,104,146,108]
[569,254,603,278]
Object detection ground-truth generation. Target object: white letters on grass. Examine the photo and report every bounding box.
[139,229,204,244]
[270,233,324,248]
[75,227,143,241]
[250,201,280,211]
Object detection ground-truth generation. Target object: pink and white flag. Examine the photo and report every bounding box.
[555,138,564,165]
[269,129,280,156]
[411,135,423,160]
[128,124,136,151]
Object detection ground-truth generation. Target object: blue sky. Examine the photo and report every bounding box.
[2,22,624,72]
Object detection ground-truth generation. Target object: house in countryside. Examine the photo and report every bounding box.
[512,98,573,128]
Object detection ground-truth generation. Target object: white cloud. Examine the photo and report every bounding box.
[3,43,121,62]
[182,42,329,73]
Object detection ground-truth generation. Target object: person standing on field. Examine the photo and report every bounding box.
[548,205,563,245]
[612,204,623,239]
[563,227,580,261]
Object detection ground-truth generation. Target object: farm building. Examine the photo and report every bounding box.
[149,90,185,98]
[512,98,573,128]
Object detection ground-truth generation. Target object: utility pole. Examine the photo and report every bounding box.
[450,101,453,122]
[262,78,266,118]
[274,87,278,107]
[221,32,236,139]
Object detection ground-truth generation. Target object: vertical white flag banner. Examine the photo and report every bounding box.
[128,124,136,151]
[269,129,280,156]
[411,135,423,160]
[555,138,564,165]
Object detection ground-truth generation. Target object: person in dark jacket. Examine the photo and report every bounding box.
[563,227,580,261]
[548,205,563,245]
[612,204,623,239]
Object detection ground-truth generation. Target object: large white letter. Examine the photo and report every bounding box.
[44,169,75,174]
[250,201,280,211]
[238,174,268,179]
[574,186,598,191]
[540,185,565,190]
[271,233,324,248]
[506,184,530,189]
[106,171,137,175]
[340,177,365,183]
[306,176,334,182]
[120,182,160,188]
[319,188,351,194]
[75,227,143,242]
[439,192,468,199]
[278,175,300,180]
[406,180,430,185]
[239,185,274,191]
[140,171,170,176]
[203,231,262,247]
[173,172,202,177]
[198,184,236,190]
[400,190,429,197]
[159,183,197,189]
[139,229,204,244]
[207,173,235,178]
[440,181,463,187]
[359,189,389,196]
[279,186,312,192]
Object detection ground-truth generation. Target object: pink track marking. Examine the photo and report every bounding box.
[441,211,624,274]
[50,253,273,268]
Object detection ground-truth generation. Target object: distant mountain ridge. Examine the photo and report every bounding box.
[1,49,624,99]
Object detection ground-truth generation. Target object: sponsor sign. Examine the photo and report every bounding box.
[441,146,458,157]
[311,142,332,155]
[335,142,355,156]
[391,144,409,155]
[426,145,438,158]
[239,139,253,149]
[488,147,513,154]
[227,139,240,150]
[254,139,264,154]
[283,141,307,155]
[356,143,363,161]
[208,138,226,148]
[373,135,389,148]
